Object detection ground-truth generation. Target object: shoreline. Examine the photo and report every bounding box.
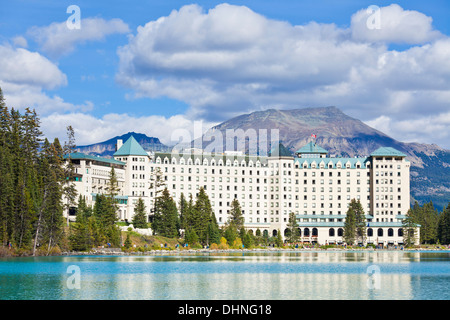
[3,245,450,258]
[63,246,450,256]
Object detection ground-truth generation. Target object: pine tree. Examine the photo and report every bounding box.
[286,212,300,243]
[193,187,217,245]
[132,198,148,229]
[178,193,188,230]
[102,167,119,227]
[149,167,166,216]
[152,188,179,238]
[344,206,356,245]
[63,126,77,226]
[352,199,366,244]
[438,203,450,244]
[402,209,417,247]
[227,199,244,231]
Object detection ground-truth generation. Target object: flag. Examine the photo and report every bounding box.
[311,134,317,138]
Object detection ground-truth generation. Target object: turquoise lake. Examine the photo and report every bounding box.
[1,251,450,300]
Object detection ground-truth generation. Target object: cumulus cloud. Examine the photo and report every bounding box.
[41,112,217,146]
[115,3,450,148]
[0,44,92,115]
[117,4,379,120]
[351,4,443,44]
[0,45,67,90]
[28,17,130,58]
[365,111,450,145]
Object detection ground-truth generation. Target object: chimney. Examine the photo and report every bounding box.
[116,139,123,151]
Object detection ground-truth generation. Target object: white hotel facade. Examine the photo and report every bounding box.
[65,136,417,246]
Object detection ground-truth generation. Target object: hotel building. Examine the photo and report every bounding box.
[65,135,417,246]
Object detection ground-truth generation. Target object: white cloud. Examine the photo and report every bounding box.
[365,111,450,146]
[351,4,443,44]
[28,17,130,58]
[115,3,450,148]
[0,45,66,90]
[0,44,92,115]
[41,112,217,146]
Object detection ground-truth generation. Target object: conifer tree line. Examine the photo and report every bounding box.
[0,88,69,255]
[407,201,450,245]
[342,197,450,246]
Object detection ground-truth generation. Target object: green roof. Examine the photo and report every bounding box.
[113,136,149,156]
[294,157,370,169]
[296,142,328,154]
[65,152,126,166]
[370,147,407,157]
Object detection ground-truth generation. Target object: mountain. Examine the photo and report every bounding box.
[198,106,450,210]
[76,132,170,157]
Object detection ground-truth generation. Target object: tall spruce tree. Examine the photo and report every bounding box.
[402,208,417,247]
[343,206,356,245]
[62,126,77,228]
[286,212,300,243]
[438,203,450,245]
[152,188,179,238]
[132,198,148,229]
[193,187,217,245]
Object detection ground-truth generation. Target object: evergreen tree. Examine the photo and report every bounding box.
[178,192,188,230]
[352,199,366,244]
[124,233,132,249]
[224,226,237,245]
[132,198,148,229]
[227,199,244,231]
[63,126,77,226]
[402,209,417,247]
[149,167,165,216]
[184,228,199,246]
[152,188,179,238]
[344,206,356,245]
[193,187,218,245]
[286,212,300,243]
[438,203,450,244]
[275,230,283,247]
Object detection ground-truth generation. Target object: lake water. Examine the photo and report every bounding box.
[1,251,450,300]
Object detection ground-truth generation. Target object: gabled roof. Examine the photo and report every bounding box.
[296,142,328,154]
[370,147,407,157]
[65,152,126,166]
[113,136,148,157]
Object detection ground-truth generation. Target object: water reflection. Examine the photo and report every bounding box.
[1,251,450,300]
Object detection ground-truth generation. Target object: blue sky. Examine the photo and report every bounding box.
[1,1,450,148]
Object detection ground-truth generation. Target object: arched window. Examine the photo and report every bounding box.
[272,229,278,237]
[388,228,394,237]
[312,228,318,236]
[329,228,335,237]
[398,228,403,237]
[367,228,373,237]
[263,230,269,237]
[378,228,383,237]
[304,228,310,237]
[298,228,302,237]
